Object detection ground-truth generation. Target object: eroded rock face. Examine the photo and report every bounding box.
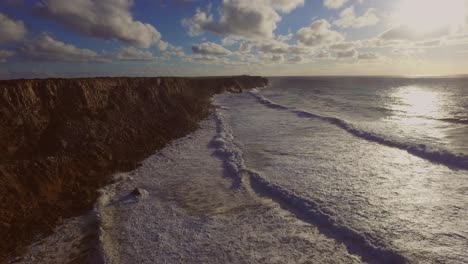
[0,76,268,257]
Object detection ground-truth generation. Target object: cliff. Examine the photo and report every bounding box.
[0,76,268,257]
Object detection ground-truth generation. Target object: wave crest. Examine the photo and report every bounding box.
[250,90,468,170]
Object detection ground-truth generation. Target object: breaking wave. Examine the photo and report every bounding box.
[211,110,246,188]
[212,107,408,263]
[249,90,468,170]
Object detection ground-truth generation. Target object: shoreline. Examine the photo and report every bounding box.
[15,111,358,263]
[0,76,267,259]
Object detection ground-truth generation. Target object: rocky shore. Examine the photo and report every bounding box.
[0,76,267,258]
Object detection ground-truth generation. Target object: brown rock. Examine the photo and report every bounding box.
[0,76,268,260]
[131,187,142,196]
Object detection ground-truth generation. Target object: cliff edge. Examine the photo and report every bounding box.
[0,76,268,257]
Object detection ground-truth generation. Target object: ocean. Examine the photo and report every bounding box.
[19,76,468,263]
[216,76,468,263]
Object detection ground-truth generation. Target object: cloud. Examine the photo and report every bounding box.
[380,25,451,41]
[0,50,15,62]
[258,41,290,54]
[415,39,442,47]
[183,0,303,39]
[314,49,330,58]
[296,19,345,47]
[222,36,241,46]
[192,42,232,56]
[190,54,219,62]
[328,42,357,50]
[276,33,293,42]
[324,0,349,9]
[164,45,186,58]
[271,0,304,13]
[17,34,104,63]
[238,39,311,55]
[336,48,357,58]
[36,0,167,49]
[333,6,379,28]
[358,51,379,60]
[287,45,311,54]
[0,12,27,43]
[287,55,303,63]
[2,0,24,6]
[182,6,214,36]
[188,54,243,65]
[269,54,283,62]
[116,47,155,61]
[238,42,253,53]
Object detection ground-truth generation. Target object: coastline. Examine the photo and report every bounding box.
[0,76,267,259]
[15,110,359,263]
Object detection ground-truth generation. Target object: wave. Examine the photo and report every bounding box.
[94,173,134,263]
[249,90,289,110]
[212,106,408,263]
[249,90,468,171]
[248,171,408,264]
[211,110,246,188]
[437,117,468,125]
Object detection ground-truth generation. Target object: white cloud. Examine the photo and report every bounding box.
[222,36,241,46]
[188,54,244,66]
[238,42,253,53]
[182,6,214,37]
[192,42,232,56]
[333,6,379,28]
[415,39,442,47]
[164,45,186,58]
[184,0,279,39]
[314,49,330,58]
[238,39,311,55]
[288,45,311,54]
[271,0,304,13]
[328,42,357,50]
[183,0,303,39]
[380,25,451,41]
[0,12,27,43]
[36,0,167,49]
[0,50,15,62]
[296,19,345,47]
[324,0,349,9]
[276,33,293,42]
[116,47,155,61]
[190,54,220,63]
[270,54,284,62]
[287,55,303,63]
[17,34,104,63]
[336,48,357,58]
[258,41,290,54]
[358,51,379,60]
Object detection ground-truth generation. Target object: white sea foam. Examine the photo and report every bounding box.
[249,89,468,170]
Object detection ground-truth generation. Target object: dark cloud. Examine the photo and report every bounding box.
[17,34,105,63]
[116,47,155,61]
[0,12,27,43]
[0,50,15,62]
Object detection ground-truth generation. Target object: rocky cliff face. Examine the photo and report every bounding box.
[0,76,268,257]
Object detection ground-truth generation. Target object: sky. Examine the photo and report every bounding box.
[1,0,468,79]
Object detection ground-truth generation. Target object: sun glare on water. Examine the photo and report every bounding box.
[396,0,466,32]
